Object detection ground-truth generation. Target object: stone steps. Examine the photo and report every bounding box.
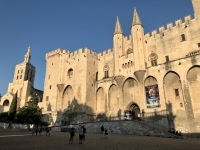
[136,120,183,139]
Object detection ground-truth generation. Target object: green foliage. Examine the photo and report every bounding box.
[27,93,39,107]
[16,93,43,124]
[8,92,18,120]
[0,112,9,122]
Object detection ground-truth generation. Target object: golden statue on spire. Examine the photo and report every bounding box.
[28,46,31,53]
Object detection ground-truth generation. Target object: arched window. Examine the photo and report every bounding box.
[103,65,109,78]
[148,52,158,66]
[21,69,23,73]
[68,68,73,78]
[3,100,9,106]
[127,48,133,54]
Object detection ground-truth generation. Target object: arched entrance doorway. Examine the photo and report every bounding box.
[125,103,140,120]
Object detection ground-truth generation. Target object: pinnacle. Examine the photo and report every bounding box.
[114,16,124,35]
[132,8,142,26]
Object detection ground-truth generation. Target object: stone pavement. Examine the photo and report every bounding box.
[0,129,200,150]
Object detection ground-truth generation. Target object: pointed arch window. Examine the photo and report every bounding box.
[149,53,158,67]
[103,65,109,78]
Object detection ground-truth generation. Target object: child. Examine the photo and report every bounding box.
[105,128,108,139]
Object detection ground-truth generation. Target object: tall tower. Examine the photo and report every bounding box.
[11,46,36,107]
[131,8,146,82]
[192,0,200,20]
[113,16,124,75]
[13,46,35,85]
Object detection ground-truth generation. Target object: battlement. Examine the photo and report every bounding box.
[144,14,193,39]
[46,48,65,58]
[97,48,113,59]
[46,47,100,59]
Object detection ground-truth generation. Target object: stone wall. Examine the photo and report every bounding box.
[0,123,30,129]
[58,120,178,138]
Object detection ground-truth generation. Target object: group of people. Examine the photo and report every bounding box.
[101,125,108,139]
[69,125,86,144]
[69,125,109,144]
[168,127,182,136]
[31,125,52,136]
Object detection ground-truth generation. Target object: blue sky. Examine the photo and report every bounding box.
[0,0,194,96]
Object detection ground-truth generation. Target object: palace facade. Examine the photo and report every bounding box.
[1,0,200,132]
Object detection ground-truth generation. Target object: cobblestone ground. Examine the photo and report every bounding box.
[0,130,200,150]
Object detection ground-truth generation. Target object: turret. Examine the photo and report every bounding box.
[192,0,200,20]
[113,16,124,75]
[131,8,146,82]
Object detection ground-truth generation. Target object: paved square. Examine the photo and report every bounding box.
[0,130,200,150]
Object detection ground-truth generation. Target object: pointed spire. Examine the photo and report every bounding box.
[132,7,142,27]
[114,16,124,35]
[24,46,31,63]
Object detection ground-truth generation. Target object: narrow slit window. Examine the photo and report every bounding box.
[198,43,200,47]
[181,34,186,41]
[165,56,169,62]
[175,89,179,96]
[50,85,51,89]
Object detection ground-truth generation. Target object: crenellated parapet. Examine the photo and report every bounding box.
[144,14,193,40]
[97,48,113,59]
[46,47,99,60]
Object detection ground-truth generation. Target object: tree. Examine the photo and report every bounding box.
[27,93,39,107]
[8,92,18,121]
[16,93,43,124]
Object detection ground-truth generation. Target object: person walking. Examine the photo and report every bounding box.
[38,126,42,136]
[35,126,38,136]
[7,121,12,129]
[32,125,35,136]
[78,125,83,144]
[101,125,105,139]
[48,127,52,137]
[69,127,75,144]
[82,125,86,144]
[105,128,108,139]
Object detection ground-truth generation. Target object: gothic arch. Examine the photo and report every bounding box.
[96,87,105,113]
[108,84,118,116]
[148,52,158,61]
[63,85,74,110]
[187,65,200,118]
[125,102,140,119]
[163,71,185,116]
[148,52,158,66]
[68,68,73,78]
[123,77,139,110]
[126,48,133,55]
[103,65,109,78]
[3,99,9,112]
[144,76,160,108]
[3,100,9,106]
[144,76,158,86]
